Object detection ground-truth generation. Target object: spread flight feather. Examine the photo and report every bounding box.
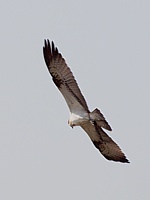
[43,39,129,163]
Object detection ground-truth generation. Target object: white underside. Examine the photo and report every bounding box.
[59,85,90,127]
[68,111,90,127]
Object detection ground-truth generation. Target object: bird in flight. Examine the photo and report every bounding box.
[43,40,129,163]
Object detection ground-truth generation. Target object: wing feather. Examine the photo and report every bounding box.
[81,122,129,163]
[43,40,89,113]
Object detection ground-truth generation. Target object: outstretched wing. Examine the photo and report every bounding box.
[43,40,89,113]
[81,122,129,163]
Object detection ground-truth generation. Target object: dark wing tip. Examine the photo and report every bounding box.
[43,39,59,66]
[120,158,130,163]
[43,39,64,89]
[116,156,130,163]
[104,147,130,163]
[43,39,51,66]
[105,152,130,163]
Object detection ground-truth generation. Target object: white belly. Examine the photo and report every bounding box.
[68,112,89,127]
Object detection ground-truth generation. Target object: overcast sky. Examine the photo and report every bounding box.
[0,0,150,199]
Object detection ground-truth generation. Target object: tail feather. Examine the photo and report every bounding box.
[90,108,112,131]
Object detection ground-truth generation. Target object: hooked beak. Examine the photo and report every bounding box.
[68,120,74,128]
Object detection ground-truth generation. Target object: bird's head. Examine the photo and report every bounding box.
[68,120,74,128]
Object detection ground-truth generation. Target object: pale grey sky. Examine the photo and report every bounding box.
[0,0,150,199]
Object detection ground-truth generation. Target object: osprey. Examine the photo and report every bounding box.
[43,40,129,163]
